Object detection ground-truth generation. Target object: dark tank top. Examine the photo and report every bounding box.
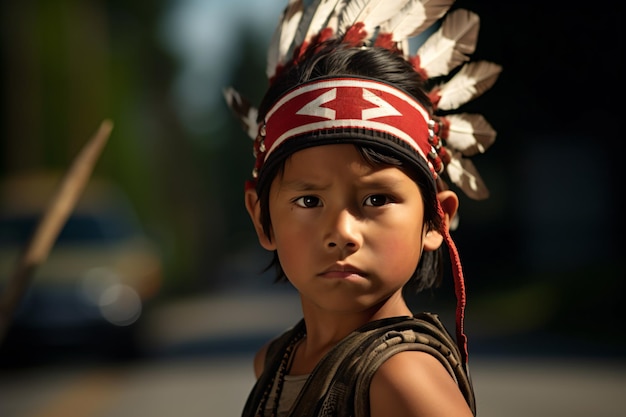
[241,312,476,417]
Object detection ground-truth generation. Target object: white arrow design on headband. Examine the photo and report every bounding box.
[296,87,401,121]
[297,88,337,119]
[361,89,402,120]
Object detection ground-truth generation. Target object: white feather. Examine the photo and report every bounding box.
[324,1,346,35]
[443,113,496,156]
[409,0,454,37]
[223,87,259,140]
[366,0,411,26]
[337,0,379,32]
[266,0,304,79]
[416,0,457,33]
[399,38,410,58]
[436,61,502,111]
[379,0,454,41]
[379,0,426,41]
[292,0,343,50]
[338,0,409,39]
[445,150,489,200]
[417,9,479,78]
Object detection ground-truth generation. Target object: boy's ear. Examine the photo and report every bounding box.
[423,190,459,251]
[244,188,276,251]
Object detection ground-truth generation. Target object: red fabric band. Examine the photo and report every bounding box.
[261,78,434,170]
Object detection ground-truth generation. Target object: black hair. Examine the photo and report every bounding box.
[254,39,444,293]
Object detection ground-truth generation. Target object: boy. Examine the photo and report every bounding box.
[225,2,499,416]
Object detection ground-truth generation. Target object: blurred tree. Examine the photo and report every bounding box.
[1,1,110,171]
[0,1,192,294]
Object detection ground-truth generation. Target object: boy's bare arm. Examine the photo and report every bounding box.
[370,351,473,417]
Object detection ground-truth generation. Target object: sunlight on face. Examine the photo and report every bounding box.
[267,144,428,314]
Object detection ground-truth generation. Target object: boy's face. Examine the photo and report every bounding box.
[258,144,442,314]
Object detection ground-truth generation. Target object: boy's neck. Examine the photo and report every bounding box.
[291,291,413,375]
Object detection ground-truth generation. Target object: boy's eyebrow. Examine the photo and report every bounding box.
[360,178,403,188]
[359,172,407,188]
[278,180,329,191]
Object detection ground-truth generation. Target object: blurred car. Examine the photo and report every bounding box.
[0,172,163,364]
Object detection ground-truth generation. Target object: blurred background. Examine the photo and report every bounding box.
[0,0,623,416]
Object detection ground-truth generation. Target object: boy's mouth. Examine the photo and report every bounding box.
[319,263,366,278]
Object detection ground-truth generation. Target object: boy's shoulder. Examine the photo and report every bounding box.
[370,351,474,416]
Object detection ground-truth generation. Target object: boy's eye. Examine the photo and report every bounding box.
[364,194,389,207]
[294,196,321,208]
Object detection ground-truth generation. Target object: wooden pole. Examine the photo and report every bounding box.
[0,119,113,344]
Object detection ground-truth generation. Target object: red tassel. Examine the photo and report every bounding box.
[374,33,394,49]
[410,55,428,82]
[428,88,441,110]
[316,27,334,44]
[437,200,469,364]
[439,116,451,140]
[294,28,336,63]
[344,22,368,46]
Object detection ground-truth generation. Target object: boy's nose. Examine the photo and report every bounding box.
[325,209,362,254]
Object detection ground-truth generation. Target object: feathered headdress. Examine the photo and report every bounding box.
[224,0,501,366]
[225,0,501,200]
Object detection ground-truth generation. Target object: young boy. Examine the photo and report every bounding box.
[225,2,499,416]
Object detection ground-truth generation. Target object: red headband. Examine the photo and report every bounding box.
[251,77,442,181]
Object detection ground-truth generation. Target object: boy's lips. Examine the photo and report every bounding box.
[319,263,367,278]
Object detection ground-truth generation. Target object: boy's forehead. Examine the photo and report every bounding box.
[283,144,367,169]
[279,144,417,185]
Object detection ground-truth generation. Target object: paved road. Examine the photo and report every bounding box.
[1,355,624,417]
[1,291,624,417]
